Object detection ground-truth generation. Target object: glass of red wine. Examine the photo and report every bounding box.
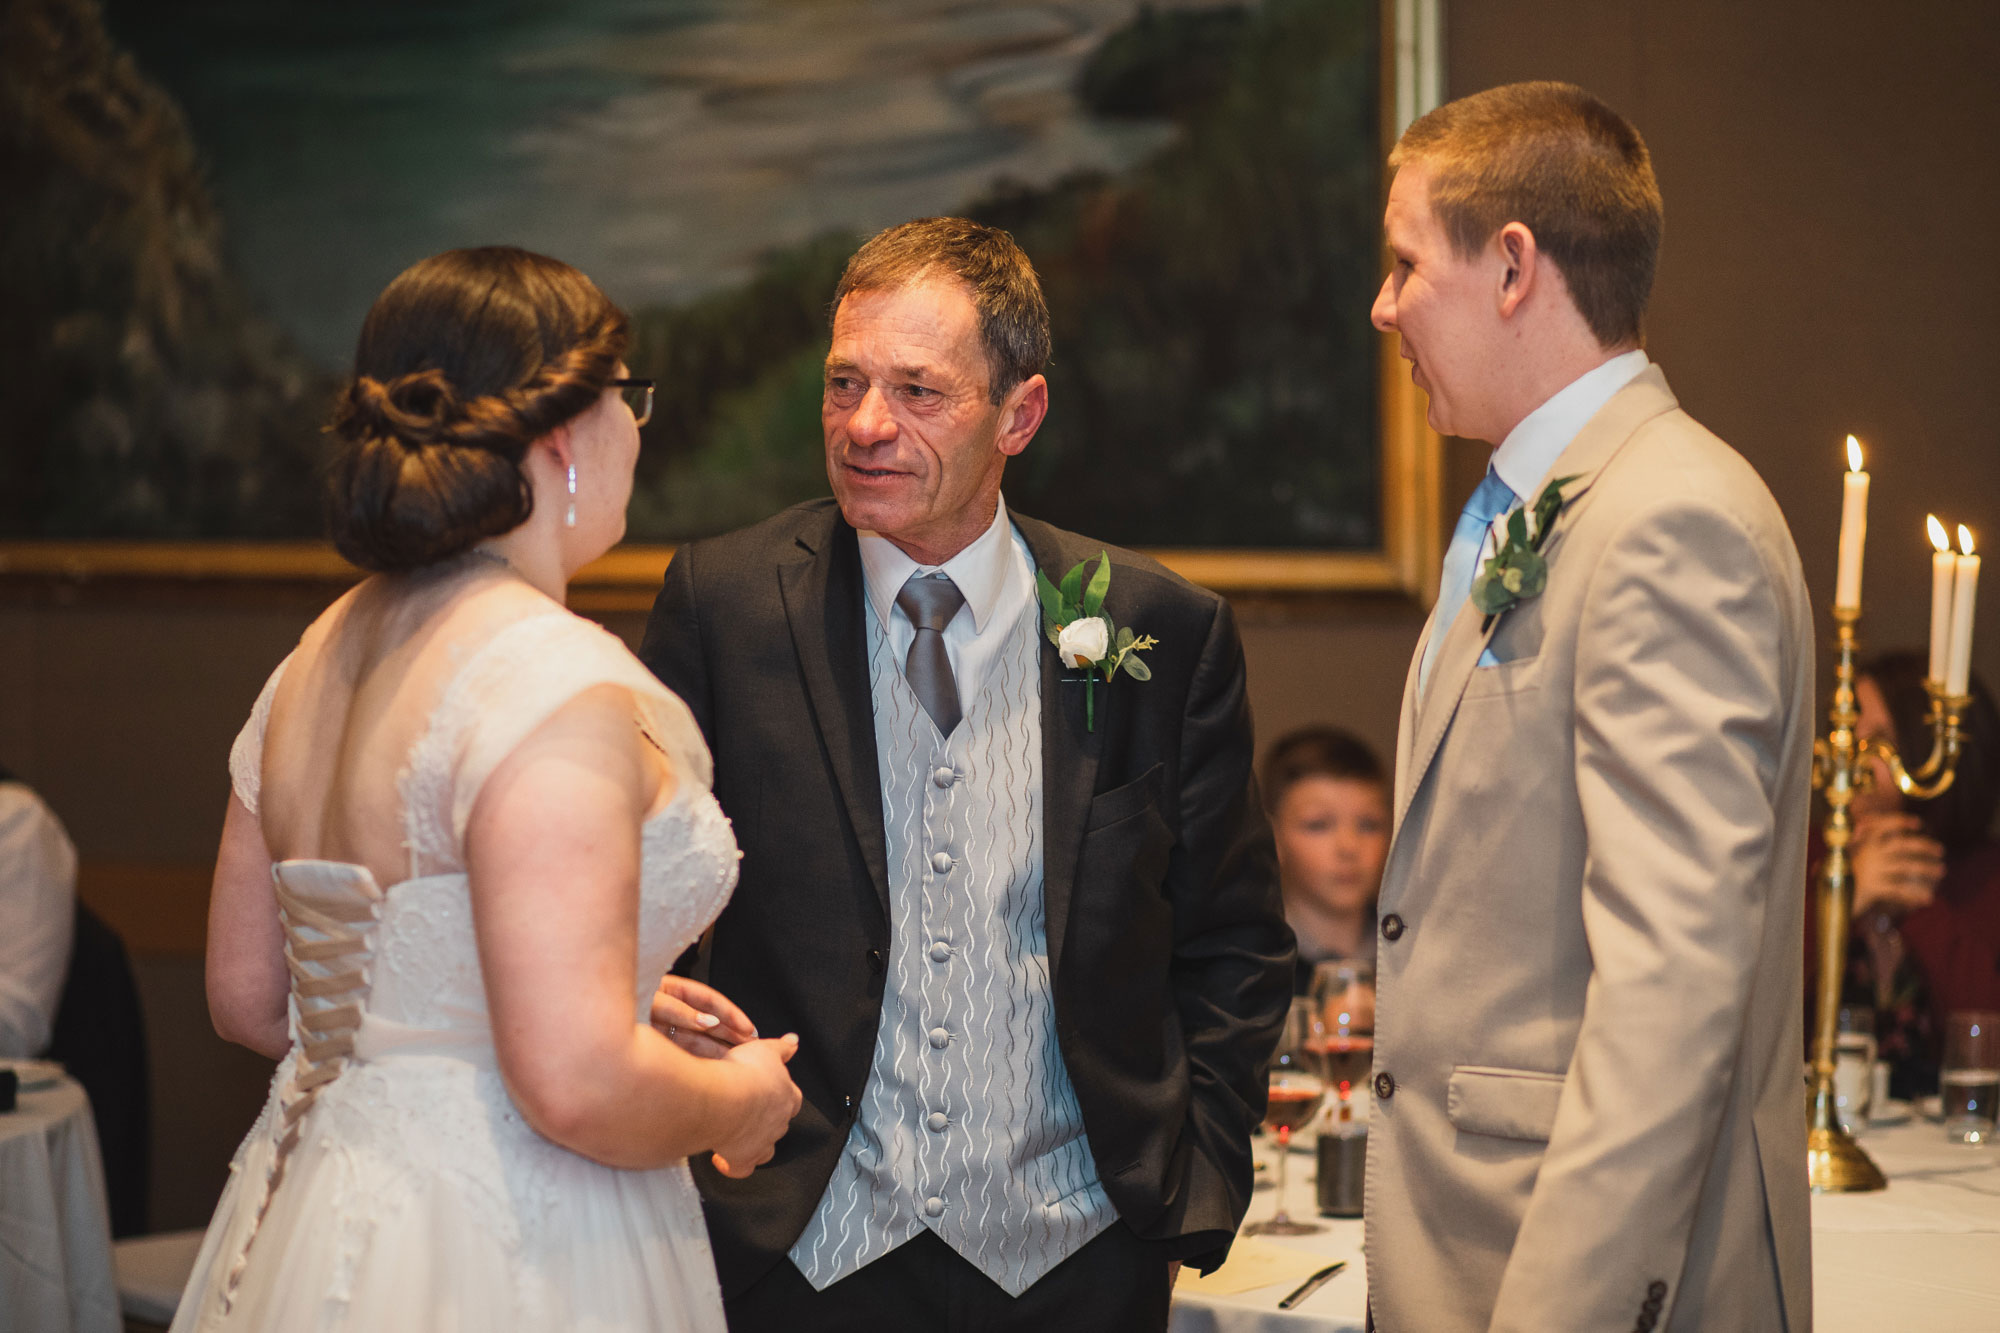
[1310,960,1375,1093]
[1246,997,1327,1236]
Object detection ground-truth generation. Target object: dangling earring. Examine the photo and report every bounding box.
[565,463,577,528]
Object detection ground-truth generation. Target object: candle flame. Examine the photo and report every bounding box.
[1960,524,1977,557]
[1930,515,1952,553]
[1846,434,1864,472]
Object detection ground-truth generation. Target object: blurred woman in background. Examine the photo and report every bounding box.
[1814,651,2000,1098]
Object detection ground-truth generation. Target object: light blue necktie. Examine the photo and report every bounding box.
[1418,466,1516,691]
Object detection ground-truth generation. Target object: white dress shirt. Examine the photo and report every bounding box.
[1483,349,1651,559]
[0,781,77,1058]
[856,495,1037,710]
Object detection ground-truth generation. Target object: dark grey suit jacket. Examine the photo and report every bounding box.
[638,499,1293,1296]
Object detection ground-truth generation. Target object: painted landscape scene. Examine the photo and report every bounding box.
[2,0,1384,549]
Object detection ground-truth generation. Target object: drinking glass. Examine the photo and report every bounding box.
[1310,960,1376,1095]
[1833,1004,1876,1133]
[1246,997,1326,1236]
[1941,1010,2000,1145]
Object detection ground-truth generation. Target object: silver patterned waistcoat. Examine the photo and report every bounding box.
[788,595,1113,1295]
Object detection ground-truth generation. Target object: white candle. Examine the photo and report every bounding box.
[1947,525,1980,697]
[1929,515,1956,683]
[1835,435,1869,612]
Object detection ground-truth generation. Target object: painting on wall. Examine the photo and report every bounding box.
[0,0,1440,593]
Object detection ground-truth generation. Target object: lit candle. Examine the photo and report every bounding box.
[1929,515,1956,684]
[1947,525,1980,697]
[1835,435,1869,612]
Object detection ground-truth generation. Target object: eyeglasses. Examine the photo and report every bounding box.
[608,376,654,427]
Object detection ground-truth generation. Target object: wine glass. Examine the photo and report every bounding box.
[1310,959,1376,1093]
[1246,997,1326,1236]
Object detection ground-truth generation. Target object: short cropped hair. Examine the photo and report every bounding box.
[1260,726,1387,814]
[832,217,1051,404]
[1390,81,1663,348]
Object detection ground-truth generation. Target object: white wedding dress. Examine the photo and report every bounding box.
[172,610,735,1332]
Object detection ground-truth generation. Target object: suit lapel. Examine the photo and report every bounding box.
[1392,364,1683,830]
[1012,513,1102,978]
[777,515,890,921]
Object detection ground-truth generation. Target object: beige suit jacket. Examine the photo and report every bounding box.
[1365,367,1814,1333]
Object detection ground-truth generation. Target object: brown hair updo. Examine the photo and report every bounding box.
[327,247,630,572]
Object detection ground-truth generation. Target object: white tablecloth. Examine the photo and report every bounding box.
[0,1075,121,1333]
[1171,1115,2000,1333]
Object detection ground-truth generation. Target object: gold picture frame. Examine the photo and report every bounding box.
[0,0,1443,609]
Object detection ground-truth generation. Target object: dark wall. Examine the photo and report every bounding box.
[1,0,1994,1233]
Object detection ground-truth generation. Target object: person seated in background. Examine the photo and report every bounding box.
[1260,727,1389,994]
[0,764,76,1059]
[1813,651,2000,1099]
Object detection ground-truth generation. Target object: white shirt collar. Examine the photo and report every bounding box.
[857,495,1016,635]
[1490,349,1650,502]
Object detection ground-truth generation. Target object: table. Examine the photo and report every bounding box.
[1170,1114,2000,1333]
[0,1073,121,1333]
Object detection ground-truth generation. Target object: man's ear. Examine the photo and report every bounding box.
[1495,221,1539,320]
[997,373,1048,458]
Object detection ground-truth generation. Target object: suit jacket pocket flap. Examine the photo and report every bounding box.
[1446,1065,1566,1143]
[1085,762,1165,832]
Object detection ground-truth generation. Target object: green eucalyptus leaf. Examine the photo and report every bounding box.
[1506,507,1529,547]
[1516,557,1548,598]
[1116,625,1135,651]
[1036,570,1066,625]
[1471,573,1514,614]
[1122,653,1152,681]
[1060,559,1087,608]
[1082,551,1112,616]
[1501,566,1525,595]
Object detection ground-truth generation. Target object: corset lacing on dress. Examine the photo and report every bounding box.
[221,860,385,1311]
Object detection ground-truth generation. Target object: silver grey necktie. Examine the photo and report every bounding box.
[896,572,966,736]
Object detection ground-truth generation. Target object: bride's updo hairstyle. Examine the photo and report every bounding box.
[327,247,630,572]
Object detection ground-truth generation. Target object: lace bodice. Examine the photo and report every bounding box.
[229,609,738,1043]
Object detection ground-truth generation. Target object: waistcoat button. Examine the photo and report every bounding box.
[1381,913,1405,942]
[929,941,952,963]
[928,1026,951,1049]
[930,851,954,874]
[927,1111,949,1132]
[933,766,956,788]
[924,1196,945,1217]
[1374,1071,1397,1100]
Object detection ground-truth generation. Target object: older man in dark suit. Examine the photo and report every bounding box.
[639,216,1293,1332]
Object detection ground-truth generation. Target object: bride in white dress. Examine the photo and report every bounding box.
[173,247,801,1331]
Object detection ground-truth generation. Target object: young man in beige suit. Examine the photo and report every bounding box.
[1364,83,1814,1332]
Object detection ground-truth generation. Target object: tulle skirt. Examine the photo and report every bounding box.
[170,1050,726,1333]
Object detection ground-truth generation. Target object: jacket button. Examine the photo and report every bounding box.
[1647,1281,1667,1301]
[1635,1314,1656,1333]
[842,1094,854,1111]
[1380,913,1405,942]
[867,948,885,974]
[1373,1071,1396,1100]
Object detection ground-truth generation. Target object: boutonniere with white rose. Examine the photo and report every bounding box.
[1474,473,1581,628]
[1036,551,1159,733]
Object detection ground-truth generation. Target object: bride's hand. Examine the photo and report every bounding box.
[650,975,758,1058]
[711,1034,802,1179]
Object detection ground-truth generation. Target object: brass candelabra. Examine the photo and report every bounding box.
[1807,607,1972,1192]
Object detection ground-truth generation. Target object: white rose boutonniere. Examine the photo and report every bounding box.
[1036,551,1159,733]
[1056,616,1110,668]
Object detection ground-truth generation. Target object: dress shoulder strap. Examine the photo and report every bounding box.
[228,654,294,816]
[404,611,711,861]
